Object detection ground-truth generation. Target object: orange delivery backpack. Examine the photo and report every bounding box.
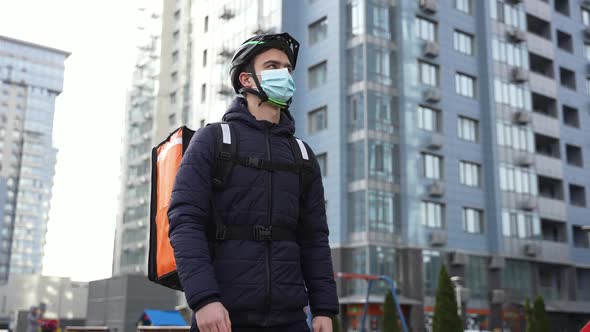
[147,126,195,291]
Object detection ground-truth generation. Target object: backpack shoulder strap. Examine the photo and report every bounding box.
[288,136,314,201]
[209,122,238,190]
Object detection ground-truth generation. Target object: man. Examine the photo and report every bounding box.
[168,32,339,332]
[27,306,39,332]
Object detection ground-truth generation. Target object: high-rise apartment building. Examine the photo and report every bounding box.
[116,0,590,330]
[0,36,68,283]
[113,0,195,276]
[113,0,163,276]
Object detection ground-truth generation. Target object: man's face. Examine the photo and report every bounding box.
[240,48,292,90]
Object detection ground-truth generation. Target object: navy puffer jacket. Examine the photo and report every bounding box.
[168,97,339,328]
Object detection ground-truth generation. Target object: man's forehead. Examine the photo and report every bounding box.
[255,49,291,65]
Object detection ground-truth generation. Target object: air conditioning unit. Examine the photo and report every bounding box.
[428,181,445,197]
[523,243,541,257]
[419,0,437,14]
[513,110,531,124]
[511,67,528,83]
[423,41,439,58]
[426,133,443,150]
[506,28,526,43]
[518,197,537,211]
[490,289,506,304]
[450,251,467,266]
[513,153,534,167]
[489,256,505,270]
[424,87,441,103]
[429,230,447,246]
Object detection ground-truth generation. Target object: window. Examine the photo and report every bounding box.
[371,2,391,39]
[171,71,178,83]
[309,16,328,45]
[587,77,590,95]
[348,141,365,181]
[458,116,478,142]
[174,9,181,20]
[348,93,364,131]
[453,30,474,55]
[573,226,590,248]
[369,191,395,232]
[566,144,583,167]
[502,260,532,299]
[463,208,483,234]
[173,30,180,41]
[317,153,327,177]
[372,48,392,85]
[496,122,535,152]
[308,61,327,89]
[499,164,538,195]
[200,83,206,103]
[586,44,590,61]
[494,79,532,110]
[490,1,526,29]
[562,105,580,128]
[556,30,573,53]
[455,72,475,98]
[555,0,569,16]
[172,50,179,63]
[423,153,442,180]
[200,119,205,128]
[169,92,177,104]
[423,250,442,296]
[421,201,444,228]
[348,0,364,37]
[419,61,438,86]
[584,8,590,26]
[465,256,488,299]
[502,210,541,239]
[460,161,480,187]
[559,67,576,90]
[416,17,436,41]
[202,49,207,67]
[369,141,395,182]
[308,106,327,133]
[417,105,441,132]
[569,184,587,207]
[204,16,209,32]
[455,0,472,14]
[348,191,366,232]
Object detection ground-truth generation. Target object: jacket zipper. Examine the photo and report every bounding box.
[263,127,272,326]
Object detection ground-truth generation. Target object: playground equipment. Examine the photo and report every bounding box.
[334,272,409,332]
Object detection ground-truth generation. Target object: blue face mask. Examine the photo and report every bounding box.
[258,68,296,107]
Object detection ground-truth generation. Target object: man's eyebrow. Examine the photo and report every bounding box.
[263,60,292,68]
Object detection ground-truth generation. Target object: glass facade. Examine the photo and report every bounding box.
[0,36,68,280]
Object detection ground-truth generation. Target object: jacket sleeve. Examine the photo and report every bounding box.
[297,146,340,317]
[168,125,220,311]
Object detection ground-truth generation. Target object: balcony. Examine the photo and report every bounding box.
[535,154,563,179]
[529,72,557,98]
[532,113,560,138]
[526,33,554,60]
[524,0,551,21]
[538,197,567,221]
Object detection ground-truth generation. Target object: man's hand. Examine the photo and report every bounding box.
[312,316,332,332]
[195,302,231,332]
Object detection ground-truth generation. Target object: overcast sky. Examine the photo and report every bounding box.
[0,0,141,281]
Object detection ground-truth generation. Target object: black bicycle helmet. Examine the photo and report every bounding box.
[229,32,300,105]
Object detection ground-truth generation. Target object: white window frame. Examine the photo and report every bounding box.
[416,17,436,42]
[455,72,476,98]
[463,207,483,234]
[454,30,474,55]
[458,116,478,142]
[460,161,481,187]
[422,201,444,228]
[419,61,438,86]
[423,153,442,180]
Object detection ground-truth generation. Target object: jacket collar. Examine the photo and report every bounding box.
[222,96,296,136]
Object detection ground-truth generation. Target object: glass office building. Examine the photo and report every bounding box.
[0,35,68,283]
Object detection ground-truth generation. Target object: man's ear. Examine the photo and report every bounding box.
[239,72,253,90]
